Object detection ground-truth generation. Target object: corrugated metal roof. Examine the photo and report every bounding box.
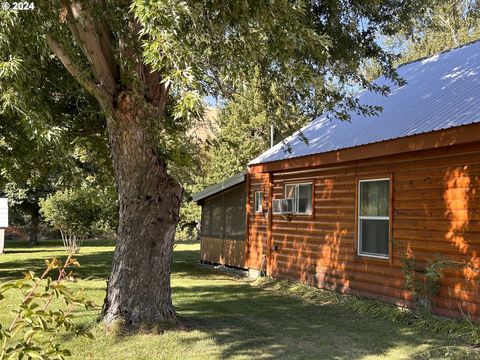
[250,40,480,165]
[192,172,246,202]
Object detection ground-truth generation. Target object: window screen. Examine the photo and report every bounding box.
[210,195,224,238]
[224,185,246,240]
[358,179,390,258]
[201,202,212,237]
[200,185,246,241]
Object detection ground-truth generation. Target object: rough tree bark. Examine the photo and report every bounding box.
[101,94,183,324]
[46,2,183,325]
[28,208,39,247]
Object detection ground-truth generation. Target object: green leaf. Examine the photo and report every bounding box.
[23,270,35,280]
[23,329,38,342]
[23,349,45,359]
[0,282,16,293]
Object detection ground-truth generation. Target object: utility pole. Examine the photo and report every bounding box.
[270,124,274,148]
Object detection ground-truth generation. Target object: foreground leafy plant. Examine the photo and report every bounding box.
[402,251,480,317]
[0,255,95,359]
[401,253,446,311]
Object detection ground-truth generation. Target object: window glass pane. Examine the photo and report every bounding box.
[254,191,262,212]
[360,219,389,256]
[297,184,312,214]
[285,185,296,199]
[360,180,389,217]
[272,199,281,214]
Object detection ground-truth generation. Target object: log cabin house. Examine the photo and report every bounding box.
[193,41,480,320]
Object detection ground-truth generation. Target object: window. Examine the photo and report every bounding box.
[358,178,390,258]
[284,183,313,215]
[254,191,263,213]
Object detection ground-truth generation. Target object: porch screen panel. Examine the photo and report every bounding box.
[224,186,246,241]
[201,185,245,240]
[200,202,212,237]
[210,195,224,238]
[202,195,224,238]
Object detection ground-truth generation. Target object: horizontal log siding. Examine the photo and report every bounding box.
[248,142,480,320]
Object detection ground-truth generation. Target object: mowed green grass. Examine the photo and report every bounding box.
[0,240,478,360]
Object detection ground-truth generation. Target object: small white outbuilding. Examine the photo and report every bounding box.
[0,198,8,253]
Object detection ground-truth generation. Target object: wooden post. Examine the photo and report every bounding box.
[266,172,274,276]
[244,171,251,269]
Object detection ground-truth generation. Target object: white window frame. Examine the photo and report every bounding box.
[284,182,313,215]
[254,191,263,213]
[357,178,390,259]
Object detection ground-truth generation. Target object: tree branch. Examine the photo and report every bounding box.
[61,0,118,96]
[119,17,169,111]
[45,35,112,110]
[92,0,119,83]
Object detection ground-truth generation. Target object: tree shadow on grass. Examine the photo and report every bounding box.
[171,281,477,359]
[0,249,204,282]
[0,250,114,282]
[4,239,116,249]
[1,243,476,359]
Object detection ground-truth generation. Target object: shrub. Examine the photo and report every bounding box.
[402,251,480,318]
[40,187,117,253]
[401,252,445,312]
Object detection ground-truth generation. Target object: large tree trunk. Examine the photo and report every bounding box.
[101,93,183,325]
[46,5,180,326]
[28,209,39,247]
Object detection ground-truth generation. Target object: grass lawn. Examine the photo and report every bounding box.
[0,240,478,360]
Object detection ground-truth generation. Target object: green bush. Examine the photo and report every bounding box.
[401,253,445,311]
[40,187,117,253]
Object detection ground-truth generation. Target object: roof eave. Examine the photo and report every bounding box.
[192,171,246,202]
[248,122,480,173]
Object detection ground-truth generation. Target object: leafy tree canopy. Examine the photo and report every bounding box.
[1,1,428,153]
[0,52,113,243]
[391,0,480,63]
